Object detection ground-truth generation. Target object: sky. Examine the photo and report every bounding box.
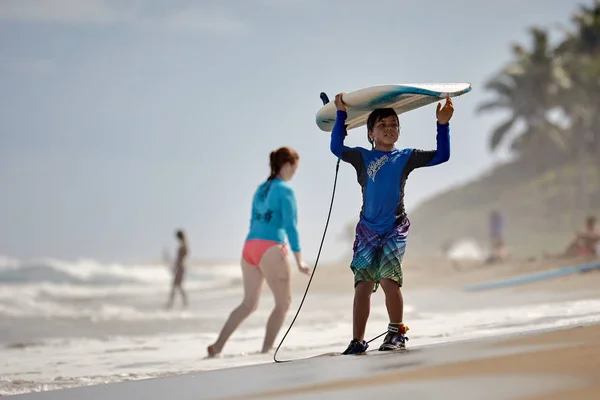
[0,0,586,265]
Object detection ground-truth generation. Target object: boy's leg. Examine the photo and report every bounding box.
[377,219,410,351]
[353,280,375,341]
[342,221,378,355]
[379,278,403,324]
[342,272,375,355]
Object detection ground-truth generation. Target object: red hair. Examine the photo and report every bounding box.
[269,147,299,179]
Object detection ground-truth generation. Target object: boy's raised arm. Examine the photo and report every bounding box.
[330,109,348,158]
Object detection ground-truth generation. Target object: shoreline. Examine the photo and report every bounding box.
[13,321,600,400]
[5,253,600,398]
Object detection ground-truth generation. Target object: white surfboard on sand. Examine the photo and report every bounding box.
[315,83,472,132]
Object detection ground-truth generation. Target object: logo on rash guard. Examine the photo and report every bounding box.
[367,155,388,182]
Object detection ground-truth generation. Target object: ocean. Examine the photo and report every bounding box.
[2,254,600,396]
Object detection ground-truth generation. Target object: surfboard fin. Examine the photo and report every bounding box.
[319,92,330,105]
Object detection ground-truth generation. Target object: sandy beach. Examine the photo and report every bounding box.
[3,253,600,398]
[219,323,600,400]
[10,323,600,399]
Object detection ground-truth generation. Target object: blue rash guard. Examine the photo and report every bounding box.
[330,110,450,235]
[245,177,301,252]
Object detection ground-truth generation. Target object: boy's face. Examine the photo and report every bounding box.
[369,115,399,147]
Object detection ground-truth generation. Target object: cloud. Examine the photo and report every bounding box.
[159,6,246,35]
[0,0,125,24]
[0,0,246,35]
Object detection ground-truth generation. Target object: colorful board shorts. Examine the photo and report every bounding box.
[350,217,410,292]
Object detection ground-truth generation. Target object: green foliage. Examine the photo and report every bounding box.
[406,158,600,258]
[477,1,600,159]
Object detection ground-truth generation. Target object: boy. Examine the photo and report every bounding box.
[330,93,454,354]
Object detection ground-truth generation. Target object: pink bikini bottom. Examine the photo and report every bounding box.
[242,239,288,266]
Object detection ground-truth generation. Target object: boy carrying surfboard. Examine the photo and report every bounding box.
[330,93,454,354]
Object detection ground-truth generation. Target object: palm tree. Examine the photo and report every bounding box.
[477,27,567,157]
[555,0,600,157]
[553,1,600,217]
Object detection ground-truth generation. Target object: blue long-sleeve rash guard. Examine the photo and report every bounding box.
[330,110,450,235]
[246,177,301,252]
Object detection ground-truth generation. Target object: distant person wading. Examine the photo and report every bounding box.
[166,229,189,309]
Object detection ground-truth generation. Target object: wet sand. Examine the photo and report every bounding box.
[12,323,600,399]
[222,324,600,400]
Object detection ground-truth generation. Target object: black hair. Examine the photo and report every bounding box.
[366,108,399,149]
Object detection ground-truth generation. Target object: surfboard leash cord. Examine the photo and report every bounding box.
[273,154,341,363]
[273,92,387,363]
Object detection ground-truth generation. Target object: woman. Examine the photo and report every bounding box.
[207,146,310,357]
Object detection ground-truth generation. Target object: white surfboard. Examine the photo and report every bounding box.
[315,83,472,132]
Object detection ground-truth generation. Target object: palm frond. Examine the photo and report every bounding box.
[489,117,517,152]
[475,99,511,114]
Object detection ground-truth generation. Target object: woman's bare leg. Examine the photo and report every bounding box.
[207,259,263,356]
[259,245,292,353]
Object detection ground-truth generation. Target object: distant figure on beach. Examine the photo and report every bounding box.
[166,229,189,309]
[486,210,508,263]
[563,216,600,258]
[207,147,311,357]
